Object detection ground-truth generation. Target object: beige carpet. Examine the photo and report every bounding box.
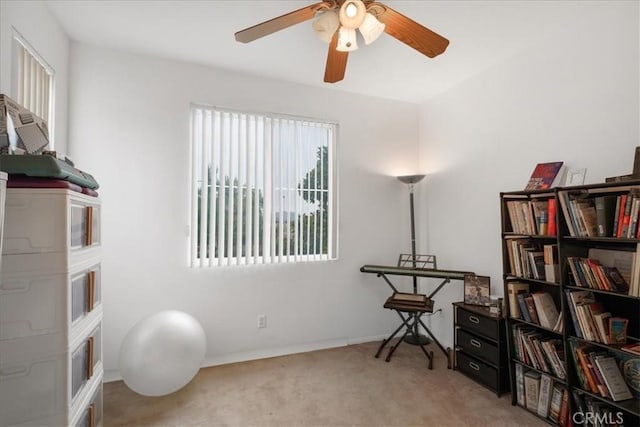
[104,341,546,426]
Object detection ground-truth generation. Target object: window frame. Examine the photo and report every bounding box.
[189,104,339,268]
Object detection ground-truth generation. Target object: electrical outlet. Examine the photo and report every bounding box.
[257,315,267,329]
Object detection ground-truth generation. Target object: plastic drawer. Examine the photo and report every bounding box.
[2,188,100,256]
[71,374,103,427]
[0,318,102,426]
[0,259,102,342]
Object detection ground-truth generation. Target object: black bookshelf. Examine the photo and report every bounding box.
[500,180,640,426]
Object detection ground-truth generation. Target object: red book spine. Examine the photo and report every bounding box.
[616,194,627,238]
[547,198,557,236]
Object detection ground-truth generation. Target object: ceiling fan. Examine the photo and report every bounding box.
[235,0,449,84]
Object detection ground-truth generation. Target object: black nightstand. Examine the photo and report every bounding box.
[453,302,510,397]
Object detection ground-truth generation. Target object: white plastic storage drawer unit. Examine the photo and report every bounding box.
[0,186,103,427]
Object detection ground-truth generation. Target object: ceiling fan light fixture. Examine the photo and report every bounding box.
[339,0,366,30]
[312,10,340,43]
[336,27,358,52]
[359,12,385,45]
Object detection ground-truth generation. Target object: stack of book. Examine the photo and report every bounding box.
[568,247,640,298]
[559,189,640,238]
[505,199,557,236]
[506,239,545,280]
[507,285,562,332]
[512,324,566,379]
[569,339,634,402]
[384,293,433,312]
[566,257,629,293]
[516,365,570,424]
[566,290,629,345]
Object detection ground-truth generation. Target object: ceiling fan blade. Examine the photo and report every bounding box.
[371,2,449,58]
[235,1,331,43]
[324,32,348,83]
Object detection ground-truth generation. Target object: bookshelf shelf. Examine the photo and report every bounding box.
[501,180,640,426]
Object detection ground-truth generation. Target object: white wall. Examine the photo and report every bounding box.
[67,44,422,380]
[418,1,640,348]
[0,1,70,153]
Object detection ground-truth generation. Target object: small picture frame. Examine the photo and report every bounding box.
[567,168,587,186]
[464,274,491,306]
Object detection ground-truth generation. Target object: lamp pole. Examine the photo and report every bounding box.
[409,182,418,293]
[397,174,430,346]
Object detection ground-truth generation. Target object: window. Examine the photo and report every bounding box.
[190,105,338,267]
[13,31,55,145]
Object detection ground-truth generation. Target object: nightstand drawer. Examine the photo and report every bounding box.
[456,328,499,365]
[456,350,498,391]
[456,307,499,341]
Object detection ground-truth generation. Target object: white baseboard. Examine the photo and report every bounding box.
[103,334,388,383]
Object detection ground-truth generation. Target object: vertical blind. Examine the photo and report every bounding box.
[15,39,53,128]
[190,105,338,267]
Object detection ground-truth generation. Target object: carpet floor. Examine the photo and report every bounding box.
[104,341,546,426]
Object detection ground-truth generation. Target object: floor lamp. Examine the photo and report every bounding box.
[397,174,431,345]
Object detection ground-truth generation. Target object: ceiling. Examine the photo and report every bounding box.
[44,0,575,104]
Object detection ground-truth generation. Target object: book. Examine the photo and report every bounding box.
[575,344,599,393]
[613,194,625,237]
[617,351,640,399]
[531,292,559,330]
[527,251,545,280]
[547,198,557,236]
[588,248,634,287]
[602,266,629,293]
[507,282,529,319]
[523,295,540,325]
[558,388,570,427]
[549,385,564,423]
[593,356,633,401]
[594,195,618,237]
[567,290,595,339]
[524,371,541,412]
[619,192,634,237]
[627,193,640,237]
[543,244,558,283]
[515,363,526,406]
[537,374,553,418]
[592,312,611,344]
[616,194,629,237]
[390,292,427,305]
[574,197,599,237]
[517,293,532,322]
[609,317,628,344]
[525,162,565,191]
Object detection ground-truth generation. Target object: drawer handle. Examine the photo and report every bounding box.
[85,207,93,246]
[469,315,480,324]
[469,361,480,371]
[87,270,96,312]
[86,336,94,379]
[89,403,96,427]
[470,339,482,348]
